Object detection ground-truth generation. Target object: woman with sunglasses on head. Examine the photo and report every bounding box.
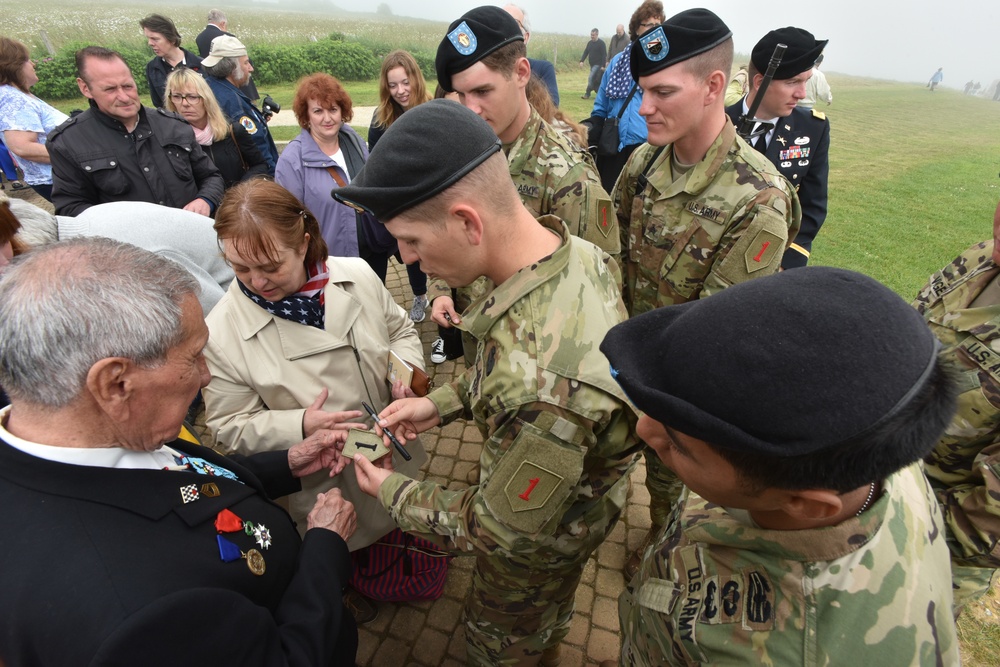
[165,68,268,189]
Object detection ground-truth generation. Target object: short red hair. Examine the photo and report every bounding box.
[292,73,354,129]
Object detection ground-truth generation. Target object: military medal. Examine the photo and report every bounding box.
[216,535,267,576]
[252,524,272,550]
[215,508,272,550]
[214,508,272,576]
[244,548,266,575]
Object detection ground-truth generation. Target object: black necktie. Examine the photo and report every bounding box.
[752,122,773,154]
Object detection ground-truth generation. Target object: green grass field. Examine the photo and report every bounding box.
[12,3,1000,661]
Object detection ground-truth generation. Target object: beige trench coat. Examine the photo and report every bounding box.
[203,257,427,550]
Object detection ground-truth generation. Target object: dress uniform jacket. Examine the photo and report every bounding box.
[204,257,427,550]
[0,417,356,667]
[619,464,958,666]
[377,218,638,662]
[914,240,1000,609]
[726,100,829,269]
[48,103,225,217]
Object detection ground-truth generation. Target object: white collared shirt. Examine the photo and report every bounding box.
[741,99,778,149]
[0,405,181,470]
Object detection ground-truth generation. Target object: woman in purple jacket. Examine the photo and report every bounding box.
[276,74,391,278]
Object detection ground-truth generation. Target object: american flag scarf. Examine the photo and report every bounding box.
[606,44,635,99]
[237,260,330,330]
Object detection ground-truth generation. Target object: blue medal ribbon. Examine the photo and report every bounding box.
[217,534,243,563]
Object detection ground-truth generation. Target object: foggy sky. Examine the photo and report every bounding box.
[333,0,1000,87]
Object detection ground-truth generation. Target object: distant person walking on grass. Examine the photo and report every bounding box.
[929,67,944,91]
[579,28,607,98]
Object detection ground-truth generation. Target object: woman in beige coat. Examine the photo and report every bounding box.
[203,180,427,559]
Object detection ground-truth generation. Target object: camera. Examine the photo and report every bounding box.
[261,95,280,122]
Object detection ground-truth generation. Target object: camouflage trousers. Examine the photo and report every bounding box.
[462,505,624,665]
[951,563,997,618]
[643,449,684,531]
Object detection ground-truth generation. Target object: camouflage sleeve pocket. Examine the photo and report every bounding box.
[714,205,788,287]
[637,578,683,615]
[481,419,585,538]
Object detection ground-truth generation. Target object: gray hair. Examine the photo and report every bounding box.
[207,9,227,24]
[513,4,531,32]
[204,56,239,81]
[0,238,199,408]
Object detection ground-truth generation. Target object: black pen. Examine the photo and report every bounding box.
[361,402,412,461]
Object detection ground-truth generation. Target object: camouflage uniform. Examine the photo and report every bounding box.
[427,107,619,309]
[377,217,639,665]
[613,119,801,528]
[914,240,1000,611]
[619,463,959,665]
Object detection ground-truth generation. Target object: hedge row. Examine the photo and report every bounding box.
[32,35,438,100]
[33,43,150,100]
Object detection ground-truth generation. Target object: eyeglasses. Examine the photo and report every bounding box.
[639,20,662,30]
[169,93,202,104]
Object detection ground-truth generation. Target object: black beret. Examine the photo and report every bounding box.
[751,27,827,80]
[333,99,501,222]
[435,5,524,92]
[601,267,941,457]
[629,8,732,80]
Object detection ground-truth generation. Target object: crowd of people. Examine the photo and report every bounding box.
[0,3,997,667]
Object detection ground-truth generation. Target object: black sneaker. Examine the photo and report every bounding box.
[430,337,447,364]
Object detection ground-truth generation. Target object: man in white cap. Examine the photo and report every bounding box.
[202,35,278,174]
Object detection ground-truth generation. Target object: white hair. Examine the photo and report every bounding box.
[513,4,531,33]
[0,238,199,407]
[207,9,227,24]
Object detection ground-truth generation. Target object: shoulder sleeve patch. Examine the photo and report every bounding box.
[714,205,788,286]
[743,229,784,273]
[595,194,614,239]
[811,109,827,121]
[240,116,258,134]
[481,418,584,537]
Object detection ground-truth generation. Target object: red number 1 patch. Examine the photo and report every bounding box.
[519,477,540,501]
[752,241,770,263]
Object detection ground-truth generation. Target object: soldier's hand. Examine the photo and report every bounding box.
[353,454,395,497]
[306,489,357,539]
[376,397,440,444]
[431,296,461,328]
